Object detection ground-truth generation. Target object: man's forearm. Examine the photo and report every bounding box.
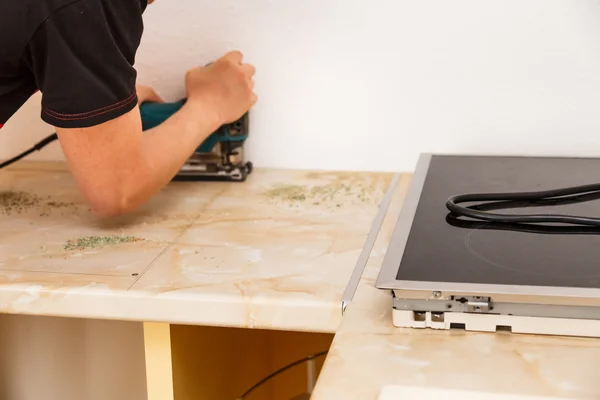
[122,100,222,211]
[57,100,222,217]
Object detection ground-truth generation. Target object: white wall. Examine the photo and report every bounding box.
[2,0,600,172]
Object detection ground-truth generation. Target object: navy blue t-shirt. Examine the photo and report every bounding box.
[0,0,147,130]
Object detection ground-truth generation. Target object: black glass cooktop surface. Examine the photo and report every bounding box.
[397,155,600,289]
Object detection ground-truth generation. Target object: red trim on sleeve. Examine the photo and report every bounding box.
[42,91,136,120]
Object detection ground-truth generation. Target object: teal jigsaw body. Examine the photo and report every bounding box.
[139,99,248,153]
[139,99,252,182]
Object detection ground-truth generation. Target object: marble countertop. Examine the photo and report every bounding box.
[311,175,600,400]
[0,161,395,332]
[4,161,599,398]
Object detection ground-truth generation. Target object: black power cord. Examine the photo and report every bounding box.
[445,213,600,235]
[446,183,600,227]
[0,133,58,169]
[237,350,328,399]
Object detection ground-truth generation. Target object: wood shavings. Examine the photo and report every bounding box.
[63,235,144,251]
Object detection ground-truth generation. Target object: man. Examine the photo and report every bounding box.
[0,0,257,217]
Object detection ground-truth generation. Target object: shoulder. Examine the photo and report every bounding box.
[36,0,147,56]
[23,0,148,129]
[50,0,147,25]
[38,0,147,37]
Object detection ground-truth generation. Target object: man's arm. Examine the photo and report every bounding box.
[56,97,217,217]
[24,0,256,217]
[56,52,256,217]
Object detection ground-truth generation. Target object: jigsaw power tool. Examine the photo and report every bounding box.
[0,99,253,182]
[140,99,253,182]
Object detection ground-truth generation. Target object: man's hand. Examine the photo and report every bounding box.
[55,51,257,218]
[185,50,257,125]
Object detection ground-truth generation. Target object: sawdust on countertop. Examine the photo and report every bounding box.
[41,200,79,217]
[264,182,375,207]
[0,190,79,216]
[63,235,145,251]
[47,200,76,208]
[0,191,41,215]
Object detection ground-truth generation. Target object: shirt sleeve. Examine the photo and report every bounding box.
[24,0,145,129]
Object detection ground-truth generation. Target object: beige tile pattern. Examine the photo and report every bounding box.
[311,175,600,400]
[0,162,394,332]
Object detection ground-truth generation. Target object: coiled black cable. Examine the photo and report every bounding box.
[446,183,600,227]
[445,213,600,235]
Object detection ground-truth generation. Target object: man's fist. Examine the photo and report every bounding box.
[185,51,257,126]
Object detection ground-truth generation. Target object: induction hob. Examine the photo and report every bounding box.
[376,153,600,338]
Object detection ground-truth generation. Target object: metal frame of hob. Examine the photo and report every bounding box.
[375,153,600,338]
